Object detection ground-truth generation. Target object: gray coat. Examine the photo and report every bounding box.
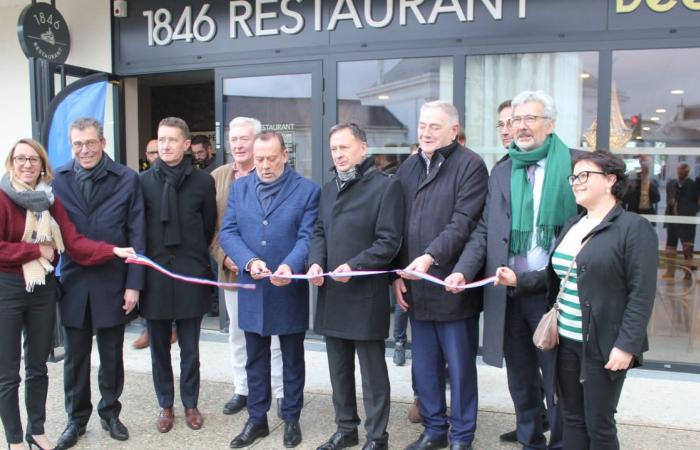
[454,150,580,367]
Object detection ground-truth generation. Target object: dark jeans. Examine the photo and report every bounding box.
[504,294,561,449]
[245,332,305,424]
[148,317,202,408]
[411,315,479,445]
[0,273,56,444]
[63,301,125,426]
[557,337,626,450]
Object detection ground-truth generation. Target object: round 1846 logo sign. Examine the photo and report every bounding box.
[17,3,71,63]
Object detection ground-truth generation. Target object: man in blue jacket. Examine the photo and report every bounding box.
[220,131,320,449]
[53,117,146,448]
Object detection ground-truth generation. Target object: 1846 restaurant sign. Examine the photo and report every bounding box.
[17,2,70,63]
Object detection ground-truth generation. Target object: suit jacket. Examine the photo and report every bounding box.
[219,167,320,336]
[53,156,146,329]
[138,157,217,320]
[454,148,581,367]
[309,157,404,341]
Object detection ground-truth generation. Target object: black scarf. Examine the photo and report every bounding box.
[73,153,108,203]
[255,165,291,213]
[155,156,193,247]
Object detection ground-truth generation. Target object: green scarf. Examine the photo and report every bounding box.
[508,134,577,256]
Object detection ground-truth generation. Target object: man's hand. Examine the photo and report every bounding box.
[330,263,352,283]
[123,288,139,314]
[605,347,633,371]
[270,264,292,287]
[393,278,409,311]
[224,256,239,276]
[249,259,271,280]
[306,264,325,287]
[444,273,467,294]
[400,254,433,280]
[495,267,518,287]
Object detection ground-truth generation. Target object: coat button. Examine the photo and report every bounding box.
[502,237,508,243]
[261,241,267,246]
[262,220,268,226]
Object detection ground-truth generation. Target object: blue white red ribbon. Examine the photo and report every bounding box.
[126,254,496,291]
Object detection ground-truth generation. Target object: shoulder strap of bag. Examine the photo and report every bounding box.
[554,234,593,306]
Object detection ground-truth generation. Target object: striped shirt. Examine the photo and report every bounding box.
[551,216,601,342]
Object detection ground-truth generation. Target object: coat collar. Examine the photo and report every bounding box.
[252,167,303,218]
[56,155,122,214]
[415,140,460,192]
[555,203,625,248]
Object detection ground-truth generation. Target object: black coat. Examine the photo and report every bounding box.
[541,205,657,366]
[309,158,404,340]
[53,157,146,329]
[454,149,581,367]
[394,141,488,321]
[138,157,217,320]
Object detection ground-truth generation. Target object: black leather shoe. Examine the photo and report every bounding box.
[55,422,86,449]
[230,420,269,448]
[223,394,247,415]
[449,442,472,450]
[277,397,284,420]
[316,429,359,450]
[283,420,302,448]
[100,417,129,441]
[499,429,517,442]
[363,440,388,450]
[403,433,448,450]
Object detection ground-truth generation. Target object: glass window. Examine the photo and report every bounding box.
[612,48,700,367]
[338,57,453,172]
[223,73,313,178]
[465,52,599,169]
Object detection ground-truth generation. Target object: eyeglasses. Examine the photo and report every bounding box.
[13,155,41,166]
[71,139,100,151]
[145,151,158,155]
[508,115,550,128]
[496,121,508,130]
[568,171,607,186]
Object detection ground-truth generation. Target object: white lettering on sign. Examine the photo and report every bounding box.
[142,0,531,46]
[617,0,700,12]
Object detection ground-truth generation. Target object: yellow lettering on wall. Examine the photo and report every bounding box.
[683,0,700,11]
[646,0,678,12]
[616,0,642,13]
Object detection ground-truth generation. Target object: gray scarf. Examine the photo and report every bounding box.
[255,165,291,213]
[0,173,53,212]
[73,153,108,203]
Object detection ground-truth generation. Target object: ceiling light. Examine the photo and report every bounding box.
[580,72,590,79]
[377,95,389,100]
[655,108,666,113]
[671,89,684,95]
[642,126,651,131]
[650,116,660,121]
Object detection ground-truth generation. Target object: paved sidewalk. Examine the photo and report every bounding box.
[3,328,699,449]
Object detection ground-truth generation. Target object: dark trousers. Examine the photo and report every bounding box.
[245,332,305,424]
[558,337,626,450]
[63,302,125,426]
[411,315,478,445]
[325,337,390,443]
[0,273,56,444]
[504,293,562,449]
[148,317,202,408]
[391,289,408,343]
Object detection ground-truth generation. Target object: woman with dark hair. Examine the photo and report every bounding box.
[495,150,657,450]
[0,139,135,450]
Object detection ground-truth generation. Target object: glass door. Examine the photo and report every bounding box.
[215,62,324,184]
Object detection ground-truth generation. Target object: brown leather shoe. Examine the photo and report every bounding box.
[408,398,421,424]
[170,329,178,344]
[132,330,149,349]
[185,407,203,430]
[156,407,174,433]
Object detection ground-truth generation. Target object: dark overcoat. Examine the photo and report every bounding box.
[219,168,320,336]
[309,157,404,341]
[454,149,581,367]
[53,156,145,329]
[394,141,488,322]
[138,158,217,320]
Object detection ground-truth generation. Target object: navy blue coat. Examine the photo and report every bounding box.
[219,168,320,336]
[53,156,146,329]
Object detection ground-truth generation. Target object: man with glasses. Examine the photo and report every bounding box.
[53,117,146,448]
[447,91,579,450]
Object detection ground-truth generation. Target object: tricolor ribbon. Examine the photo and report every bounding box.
[126,254,496,291]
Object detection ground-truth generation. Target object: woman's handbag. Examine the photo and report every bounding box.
[532,236,591,350]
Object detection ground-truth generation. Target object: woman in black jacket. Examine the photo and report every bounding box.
[496,150,657,450]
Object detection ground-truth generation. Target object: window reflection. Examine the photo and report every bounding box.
[338,57,453,170]
[613,48,700,365]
